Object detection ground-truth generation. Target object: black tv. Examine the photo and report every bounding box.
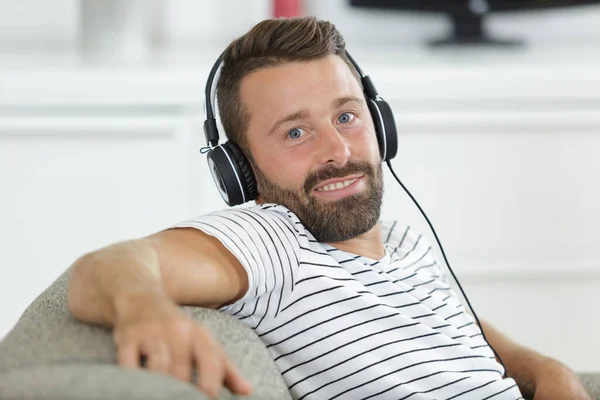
[349,0,600,47]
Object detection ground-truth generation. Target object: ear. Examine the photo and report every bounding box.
[254,194,266,204]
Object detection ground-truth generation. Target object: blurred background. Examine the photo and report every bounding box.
[0,0,599,373]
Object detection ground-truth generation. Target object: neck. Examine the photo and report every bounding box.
[325,222,385,260]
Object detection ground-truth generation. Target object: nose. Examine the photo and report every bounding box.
[316,124,351,167]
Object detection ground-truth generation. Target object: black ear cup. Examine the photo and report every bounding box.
[224,141,257,200]
[367,98,398,162]
[206,142,257,207]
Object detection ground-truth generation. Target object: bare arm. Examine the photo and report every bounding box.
[480,320,590,399]
[67,227,249,327]
[66,227,251,398]
[480,320,544,395]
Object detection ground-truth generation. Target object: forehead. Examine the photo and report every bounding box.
[239,55,363,129]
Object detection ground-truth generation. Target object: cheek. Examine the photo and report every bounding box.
[274,153,311,187]
[249,139,306,189]
[367,122,384,161]
[352,126,381,162]
[368,133,382,159]
[258,149,311,190]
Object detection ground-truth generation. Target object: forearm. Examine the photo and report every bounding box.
[67,239,168,327]
[480,320,555,396]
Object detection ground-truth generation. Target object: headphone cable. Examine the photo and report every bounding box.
[385,160,507,378]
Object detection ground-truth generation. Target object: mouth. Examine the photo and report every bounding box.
[313,174,365,200]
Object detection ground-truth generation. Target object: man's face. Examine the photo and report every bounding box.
[240,55,384,243]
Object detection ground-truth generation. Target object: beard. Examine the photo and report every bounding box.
[252,160,384,243]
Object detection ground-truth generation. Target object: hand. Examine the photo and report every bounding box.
[532,360,591,400]
[113,291,252,399]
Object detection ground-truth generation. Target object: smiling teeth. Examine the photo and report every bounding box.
[316,178,358,192]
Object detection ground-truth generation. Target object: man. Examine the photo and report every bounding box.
[67,17,590,400]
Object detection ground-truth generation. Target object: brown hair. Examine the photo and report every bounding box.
[216,16,360,160]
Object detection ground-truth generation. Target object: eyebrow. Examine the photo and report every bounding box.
[333,95,364,109]
[268,109,310,136]
[267,95,365,136]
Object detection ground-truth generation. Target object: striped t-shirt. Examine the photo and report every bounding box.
[173,203,523,400]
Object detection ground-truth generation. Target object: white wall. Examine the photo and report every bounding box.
[1,0,599,374]
[0,0,272,48]
[3,0,600,48]
[0,0,77,46]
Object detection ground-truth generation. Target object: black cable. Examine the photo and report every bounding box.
[385,160,508,378]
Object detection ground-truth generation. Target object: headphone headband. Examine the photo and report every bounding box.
[203,50,379,148]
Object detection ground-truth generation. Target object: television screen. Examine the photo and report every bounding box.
[349,0,600,12]
[349,0,600,46]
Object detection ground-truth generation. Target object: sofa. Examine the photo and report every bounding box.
[0,270,598,400]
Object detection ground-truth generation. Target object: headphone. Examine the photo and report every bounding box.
[202,50,399,207]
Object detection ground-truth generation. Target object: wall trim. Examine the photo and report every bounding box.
[0,115,180,138]
[449,258,600,282]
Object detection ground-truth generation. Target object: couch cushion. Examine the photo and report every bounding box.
[0,270,291,400]
[0,364,224,400]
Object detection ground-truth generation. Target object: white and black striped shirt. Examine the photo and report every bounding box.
[173,203,523,400]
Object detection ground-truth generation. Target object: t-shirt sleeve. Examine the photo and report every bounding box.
[169,205,302,326]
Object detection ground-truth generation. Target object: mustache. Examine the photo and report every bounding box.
[304,160,376,195]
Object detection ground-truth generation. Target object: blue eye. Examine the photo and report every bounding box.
[338,112,353,124]
[287,128,303,139]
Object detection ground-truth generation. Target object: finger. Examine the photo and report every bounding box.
[193,336,225,399]
[169,341,193,382]
[142,341,171,374]
[118,342,141,369]
[223,355,253,395]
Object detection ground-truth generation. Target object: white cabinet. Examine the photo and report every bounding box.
[373,63,600,279]
[1,47,599,372]
[0,110,196,338]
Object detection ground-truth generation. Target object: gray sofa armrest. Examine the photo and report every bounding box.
[1,269,598,399]
[0,270,291,400]
[580,373,600,400]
